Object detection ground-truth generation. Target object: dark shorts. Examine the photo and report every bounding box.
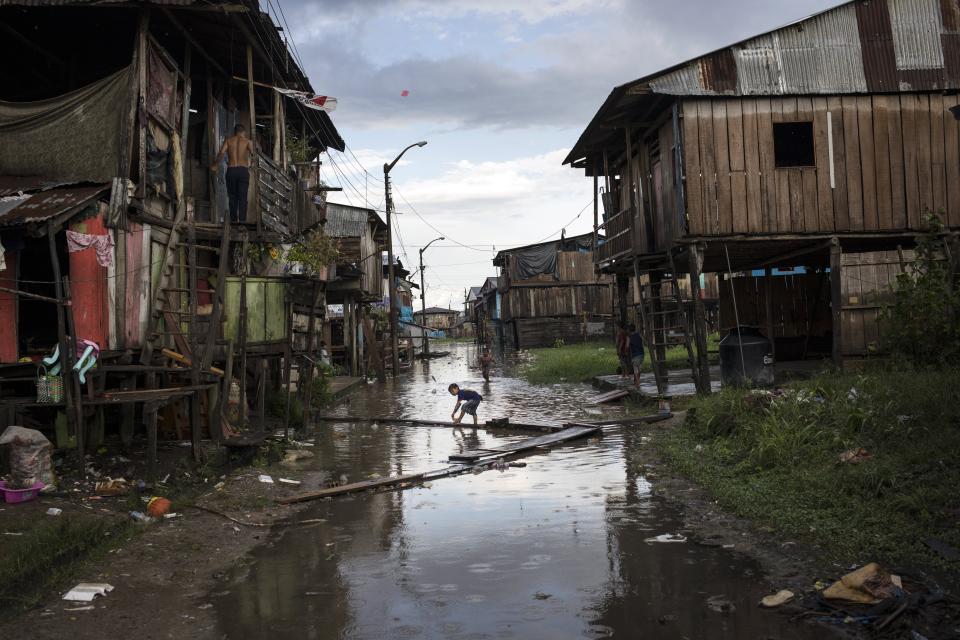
[461,399,481,416]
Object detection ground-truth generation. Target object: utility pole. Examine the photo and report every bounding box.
[383,140,428,376]
[418,236,444,356]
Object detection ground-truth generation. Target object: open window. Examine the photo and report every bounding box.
[773,122,815,168]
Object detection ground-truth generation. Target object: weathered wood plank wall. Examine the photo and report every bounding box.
[682,94,960,237]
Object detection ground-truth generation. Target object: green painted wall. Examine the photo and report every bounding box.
[224,277,288,344]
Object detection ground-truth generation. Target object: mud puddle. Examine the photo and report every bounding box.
[213,344,833,639]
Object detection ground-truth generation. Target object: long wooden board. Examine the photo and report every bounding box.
[277,473,426,504]
[590,389,630,404]
[448,425,600,463]
[314,415,561,432]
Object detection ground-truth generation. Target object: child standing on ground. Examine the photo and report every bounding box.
[628,324,645,388]
[448,383,482,425]
[479,349,494,381]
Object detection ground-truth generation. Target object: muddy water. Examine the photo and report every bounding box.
[214,344,828,639]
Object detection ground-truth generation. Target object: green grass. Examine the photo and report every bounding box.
[0,513,131,613]
[518,334,720,385]
[656,366,960,571]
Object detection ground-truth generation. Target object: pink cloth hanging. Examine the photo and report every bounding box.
[65,230,114,268]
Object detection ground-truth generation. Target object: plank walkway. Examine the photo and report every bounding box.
[448,425,600,462]
[278,425,601,504]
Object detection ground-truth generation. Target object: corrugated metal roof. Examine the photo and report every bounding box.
[568,0,960,166]
[889,0,944,69]
[0,183,108,227]
[324,202,385,238]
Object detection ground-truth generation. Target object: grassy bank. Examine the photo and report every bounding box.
[657,367,960,571]
[519,334,719,385]
[0,513,131,612]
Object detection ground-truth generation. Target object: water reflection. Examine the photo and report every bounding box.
[214,344,832,639]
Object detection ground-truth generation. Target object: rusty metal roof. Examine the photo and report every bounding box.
[567,0,960,166]
[324,202,387,238]
[0,183,108,227]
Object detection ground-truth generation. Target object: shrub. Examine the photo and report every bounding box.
[882,210,960,366]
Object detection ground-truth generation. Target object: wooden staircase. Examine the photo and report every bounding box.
[632,258,697,397]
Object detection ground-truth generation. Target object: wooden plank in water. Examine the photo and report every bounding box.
[591,390,630,404]
[277,472,426,504]
[449,425,600,462]
[314,415,560,432]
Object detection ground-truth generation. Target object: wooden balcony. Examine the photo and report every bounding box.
[595,207,633,264]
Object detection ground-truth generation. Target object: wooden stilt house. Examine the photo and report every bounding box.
[565,0,960,394]
[0,0,344,472]
[491,233,615,349]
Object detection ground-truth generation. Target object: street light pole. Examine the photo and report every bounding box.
[384,140,427,376]
[418,236,444,356]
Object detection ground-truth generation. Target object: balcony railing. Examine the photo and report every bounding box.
[595,207,633,264]
[256,152,295,235]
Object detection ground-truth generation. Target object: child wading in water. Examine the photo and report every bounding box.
[479,349,494,381]
[448,383,482,425]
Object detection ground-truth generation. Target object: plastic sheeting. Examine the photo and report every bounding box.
[0,67,131,183]
[510,235,593,279]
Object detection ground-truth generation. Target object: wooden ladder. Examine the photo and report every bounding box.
[632,257,697,397]
[140,204,189,365]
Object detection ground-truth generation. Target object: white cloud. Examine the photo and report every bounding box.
[389,149,596,307]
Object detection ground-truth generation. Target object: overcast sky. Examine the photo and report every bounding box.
[271,0,839,310]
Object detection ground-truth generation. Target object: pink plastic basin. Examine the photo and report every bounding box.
[0,480,45,504]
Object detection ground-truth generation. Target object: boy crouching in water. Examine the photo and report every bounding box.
[448,383,482,425]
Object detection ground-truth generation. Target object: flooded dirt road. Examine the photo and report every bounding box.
[213,343,831,639]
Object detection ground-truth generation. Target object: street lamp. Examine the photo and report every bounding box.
[419,236,444,355]
[384,140,427,375]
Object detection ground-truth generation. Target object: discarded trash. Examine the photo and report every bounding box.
[147,497,172,518]
[46,507,62,516]
[281,450,314,466]
[823,563,899,604]
[0,480,44,504]
[706,595,736,613]
[63,606,95,612]
[645,533,687,543]
[214,481,225,490]
[508,462,527,468]
[129,511,154,524]
[95,478,128,496]
[63,583,114,602]
[838,447,872,464]
[760,590,795,608]
[163,513,181,519]
[278,478,301,486]
[534,592,552,600]
[160,474,170,484]
[0,425,55,490]
[421,482,433,489]
[258,475,274,484]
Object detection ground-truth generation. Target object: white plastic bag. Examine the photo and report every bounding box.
[0,425,55,489]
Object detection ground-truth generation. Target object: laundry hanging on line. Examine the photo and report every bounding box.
[65,230,114,268]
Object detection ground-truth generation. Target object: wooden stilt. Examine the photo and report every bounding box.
[687,243,711,394]
[145,370,157,481]
[830,238,843,368]
[764,267,776,360]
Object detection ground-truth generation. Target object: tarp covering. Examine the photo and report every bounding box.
[511,235,593,279]
[0,67,130,183]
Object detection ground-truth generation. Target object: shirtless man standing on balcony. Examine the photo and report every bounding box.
[211,124,255,224]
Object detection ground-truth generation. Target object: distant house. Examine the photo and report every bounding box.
[474,277,501,346]
[413,307,459,331]
[322,202,386,375]
[492,233,615,349]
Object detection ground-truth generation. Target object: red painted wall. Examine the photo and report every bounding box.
[0,249,17,362]
[68,214,110,350]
